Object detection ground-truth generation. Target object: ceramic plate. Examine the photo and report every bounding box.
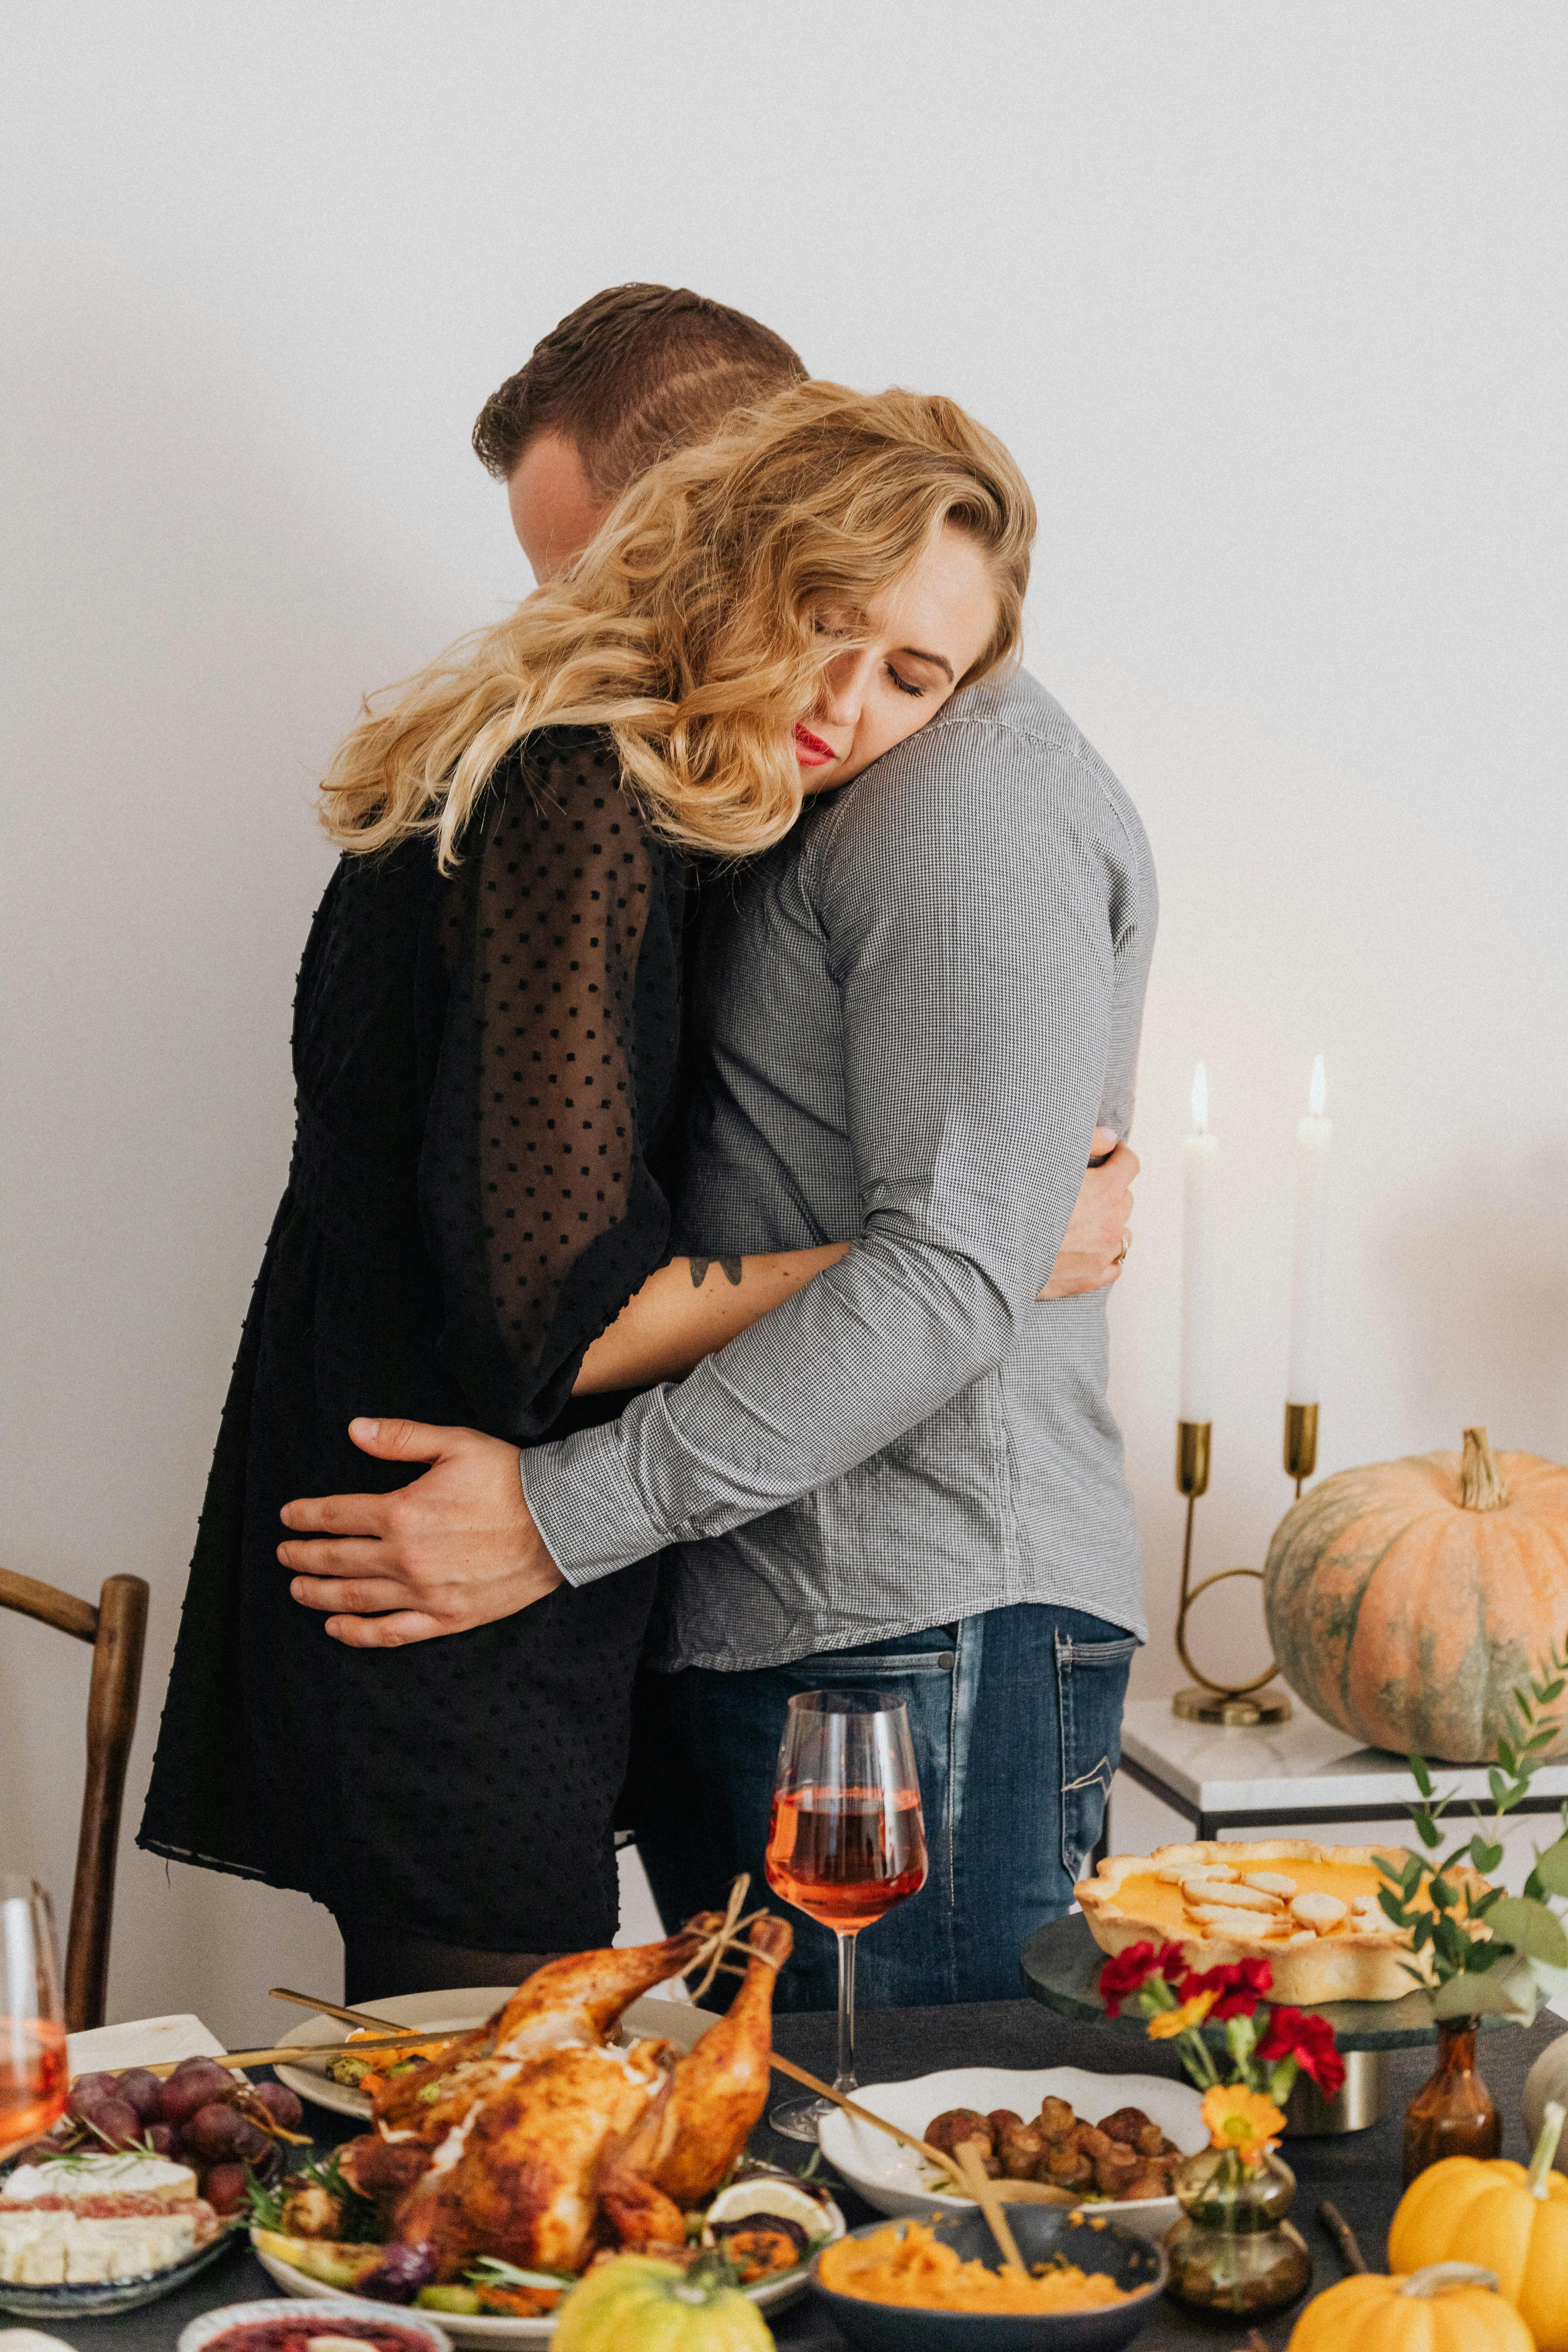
[251,2196,846,2346]
[816,2065,1205,2241]
[0,2218,243,2318]
[273,1990,708,2121]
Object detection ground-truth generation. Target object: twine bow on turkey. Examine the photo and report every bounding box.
[685,1875,782,2000]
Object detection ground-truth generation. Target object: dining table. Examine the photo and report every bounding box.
[54,1995,1566,2352]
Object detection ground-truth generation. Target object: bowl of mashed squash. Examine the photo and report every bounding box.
[812,2209,1166,2351]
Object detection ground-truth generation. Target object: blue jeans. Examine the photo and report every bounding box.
[628,1603,1136,2008]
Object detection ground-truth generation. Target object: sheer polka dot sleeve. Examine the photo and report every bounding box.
[419,731,682,1441]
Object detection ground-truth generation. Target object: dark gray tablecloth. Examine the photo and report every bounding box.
[43,2000,1562,2350]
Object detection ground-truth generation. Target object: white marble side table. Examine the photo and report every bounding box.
[1103,1697,1568,1854]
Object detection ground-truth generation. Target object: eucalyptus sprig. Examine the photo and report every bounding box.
[1375,1632,1568,2022]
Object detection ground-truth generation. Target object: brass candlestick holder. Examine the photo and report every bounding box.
[1170,1405,1319,1727]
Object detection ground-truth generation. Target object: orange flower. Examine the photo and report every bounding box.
[1146,1989,1217,2039]
[1201,2083,1286,2161]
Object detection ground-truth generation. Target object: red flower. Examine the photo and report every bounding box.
[1098,1941,1186,2018]
[1256,2005,1346,2098]
[1179,1957,1275,2019]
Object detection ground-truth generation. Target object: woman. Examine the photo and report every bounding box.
[139,381,1034,1994]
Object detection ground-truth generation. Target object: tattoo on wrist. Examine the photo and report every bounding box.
[690,1255,745,1288]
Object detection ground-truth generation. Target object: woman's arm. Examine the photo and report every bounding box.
[578,1135,1140,1396]
[573,1246,850,1394]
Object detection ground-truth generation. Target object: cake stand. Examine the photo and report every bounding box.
[1021,1912,1505,2134]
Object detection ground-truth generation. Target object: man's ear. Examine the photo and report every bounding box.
[507,430,610,582]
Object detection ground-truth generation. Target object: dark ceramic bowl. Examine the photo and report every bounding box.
[809,2205,1168,2352]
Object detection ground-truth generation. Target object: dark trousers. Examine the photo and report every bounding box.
[629,1602,1136,2010]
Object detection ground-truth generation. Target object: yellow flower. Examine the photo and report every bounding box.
[1201,2083,1286,2161]
[1147,1989,1217,2039]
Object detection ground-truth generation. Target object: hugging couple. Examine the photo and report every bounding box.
[140,284,1156,2015]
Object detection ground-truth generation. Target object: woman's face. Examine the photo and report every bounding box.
[793,524,1000,795]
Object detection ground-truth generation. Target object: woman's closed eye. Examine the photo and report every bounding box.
[886,664,926,698]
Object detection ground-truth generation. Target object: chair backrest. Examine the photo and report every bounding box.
[0,1566,150,2031]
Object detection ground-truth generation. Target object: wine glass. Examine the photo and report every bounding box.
[0,1877,68,2152]
[764,1688,928,2141]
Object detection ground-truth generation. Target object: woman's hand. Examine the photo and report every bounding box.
[1037,1129,1138,1299]
[279,1418,564,1647]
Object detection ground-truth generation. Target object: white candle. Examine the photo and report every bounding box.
[1180,1062,1218,1423]
[1287,1054,1332,1406]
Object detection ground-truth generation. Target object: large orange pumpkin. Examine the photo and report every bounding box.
[1264,1429,1568,1762]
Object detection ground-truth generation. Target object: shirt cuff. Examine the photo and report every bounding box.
[519,1420,669,1587]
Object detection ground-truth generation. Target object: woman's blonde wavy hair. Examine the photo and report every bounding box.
[319,381,1036,868]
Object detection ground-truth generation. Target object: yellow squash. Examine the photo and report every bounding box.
[1389,2104,1568,2350]
[552,2254,775,2352]
[1288,2264,1534,2352]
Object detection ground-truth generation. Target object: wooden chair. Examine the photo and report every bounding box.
[1,1565,149,2031]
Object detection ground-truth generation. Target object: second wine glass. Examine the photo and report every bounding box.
[0,1876,68,2155]
[764,1687,928,2141]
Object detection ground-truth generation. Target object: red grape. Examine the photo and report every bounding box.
[186,2102,246,2160]
[114,2068,165,2120]
[230,2117,270,2163]
[144,2122,179,2156]
[160,2065,237,2125]
[201,2162,250,2215]
[89,2098,142,2145]
[249,2082,303,2130]
[67,2072,118,2121]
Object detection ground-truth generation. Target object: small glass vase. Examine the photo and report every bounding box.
[1402,2015,1501,2184]
[1164,2144,1313,2318]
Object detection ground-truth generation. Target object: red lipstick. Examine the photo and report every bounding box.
[794,723,837,767]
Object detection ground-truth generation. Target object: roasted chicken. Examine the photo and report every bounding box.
[337,1910,791,2282]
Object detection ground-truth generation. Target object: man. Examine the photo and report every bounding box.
[281,285,1153,2004]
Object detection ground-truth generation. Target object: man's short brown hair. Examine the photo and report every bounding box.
[472,283,807,497]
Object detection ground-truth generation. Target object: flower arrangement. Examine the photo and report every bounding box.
[1101,1945,1328,2316]
[1098,1944,1344,2156]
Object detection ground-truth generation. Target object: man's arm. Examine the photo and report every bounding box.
[281,1133,1134,1643]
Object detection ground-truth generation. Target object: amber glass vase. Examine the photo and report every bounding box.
[1164,2146,1313,2318]
[1402,2016,1501,2184]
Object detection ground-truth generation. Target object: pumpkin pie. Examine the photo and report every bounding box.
[1077,1839,1484,2006]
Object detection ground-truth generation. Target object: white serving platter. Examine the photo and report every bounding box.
[251,2195,846,2346]
[816,2064,1206,2241]
[273,1989,708,2122]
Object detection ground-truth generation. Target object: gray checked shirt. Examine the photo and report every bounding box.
[521,669,1158,1669]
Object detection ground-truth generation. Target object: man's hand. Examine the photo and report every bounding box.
[279,1418,565,1648]
[1037,1128,1139,1300]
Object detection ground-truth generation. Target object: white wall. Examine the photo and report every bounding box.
[4,2,1565,2046]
